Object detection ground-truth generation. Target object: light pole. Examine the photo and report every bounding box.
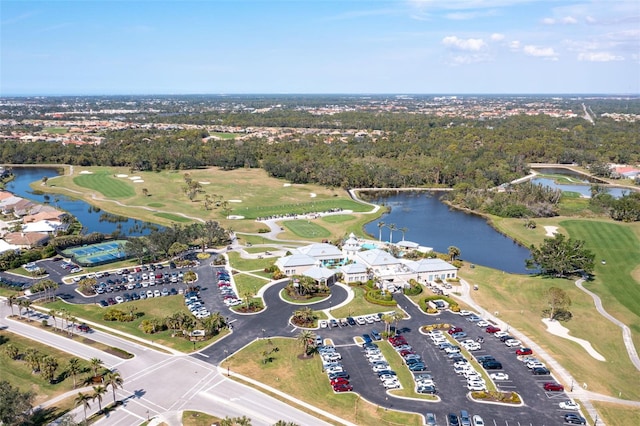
[224,349,229,376]
[262,328,266,339]
[570,379,574,392]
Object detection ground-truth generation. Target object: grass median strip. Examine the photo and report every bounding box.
[377,341,438,400]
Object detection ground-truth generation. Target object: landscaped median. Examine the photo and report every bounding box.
[221,337,424,426]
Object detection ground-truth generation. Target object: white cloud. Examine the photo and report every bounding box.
[442,36,487,51]
[523,45,558,59]
[490,33,505,41]
[586,16,597,24]
[542,15,578,25]
[509,40,521,50]
[542,17,556,25]
[578,52,624,62]
[562,16,578,24]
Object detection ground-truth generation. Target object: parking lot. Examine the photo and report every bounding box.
[314,293,587,425]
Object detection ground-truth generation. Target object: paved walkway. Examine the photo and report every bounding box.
[575,278,640,371]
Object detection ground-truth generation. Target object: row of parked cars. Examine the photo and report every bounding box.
[216,269,242,307]
[185,291,211,319]
[99,287,179,306]
[361,340,401,390]
[319,312,386,329]
[320,342,353,392]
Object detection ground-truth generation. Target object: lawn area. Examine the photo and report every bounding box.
[40,166,372,235]
[329,286,397,318]
[0,329,93,405]
[222,337,423,426]
[233,273,271,298]
[42,297,226,352]
[321,214,357,224]
[460,261,640,401]
[73,171,135,198]
[227,251,276,271]
[590,401,640,426]
[153,212,193,223]
[182,410,221,426]
[283,220,331,239]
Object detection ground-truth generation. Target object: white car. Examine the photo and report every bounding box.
[355,316,366,325]
[505,339,522,347]
[467,382,486,391]
[458,310,473,316]
[494,331,509,338]
[559,400,580,410]
[464,342,482,351]
[476,320,490,327]
[319,320,328,328]
[490,372,509,381]
[382,379,400,389]
[472,415,485,426]
[153,289,161,297]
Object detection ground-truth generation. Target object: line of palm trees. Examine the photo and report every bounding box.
[74,370,124,425]
[376,221,408,244]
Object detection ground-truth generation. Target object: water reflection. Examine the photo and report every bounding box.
[5,167,159,236]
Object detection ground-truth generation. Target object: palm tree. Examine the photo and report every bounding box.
[24,348,41,373]
[92,385,107,412]
[399,227,408,242]
[104,371,124,404]
[388,223,397,243]
[6,294,18,315]
[49,308,58,331]
[41,356,59,383]
[296,330,315,356]
[448,246,461,262]
[68,357,82,388]
[74,392,92,425]
[68,316,78,336]
[89,358,103,378]
[377,221,385,242]
[392,311,404,332]
[381,313,394,336]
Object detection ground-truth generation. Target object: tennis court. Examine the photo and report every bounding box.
[61,240,129,266]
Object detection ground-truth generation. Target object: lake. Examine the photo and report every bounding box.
[5,167,158,236]
[363,191,533,274]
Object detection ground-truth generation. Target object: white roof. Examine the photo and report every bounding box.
[0,239,19,253]
[340,263,367,274]
[356,248,400,267]
[396,240,420,249]
[22,220,62,233]
[403,258,458,273]
[276,253,317,268]
[303,266,336,281]
[296,243,343,259]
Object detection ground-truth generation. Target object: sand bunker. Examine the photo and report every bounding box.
[128,176,141,180]
[228,199,242,203]
[116,174,128,178]
[544,226,559,237]
[542,318,606,361]
[310,193,317,198]
[283,183,291,187]
[199,181,211,185]
[79,170,93,174]
[227,215,245,220]
[133,180,144,183]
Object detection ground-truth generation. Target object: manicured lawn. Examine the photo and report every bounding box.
[330,286,396,318]
[460,259,640,401]
[182,411,221,426]
[321,214,356,224]
[283,220,331,239]
[73,171,135,198]
[38,166,372,234]
[0,330,93,405]
[42,298,226,352]
[590,401,640,426]
[222,338,423,426]
[153,212,193,223]
[233,273,271,298]
[227,252,276,271]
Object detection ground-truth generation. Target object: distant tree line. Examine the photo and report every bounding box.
[1,113,638,191]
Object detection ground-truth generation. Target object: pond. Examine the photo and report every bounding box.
[363,191,533,274]
[4,167,158,236]
[531,167,634,198]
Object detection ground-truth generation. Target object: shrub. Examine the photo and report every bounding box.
[364,289,397,306]
[196,253,210,260]
[103,308,132,322]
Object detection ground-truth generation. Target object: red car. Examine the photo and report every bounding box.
[543,382,564,392]
[486,326,501,334]
[448,327,463,335]
[399,349,415,356]
[516,347,533,356]
[333,383,353,392]
[330,377,350,386]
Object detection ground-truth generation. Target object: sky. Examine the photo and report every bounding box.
[1,0,639,95]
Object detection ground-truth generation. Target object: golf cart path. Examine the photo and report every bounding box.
[575,278,640,371]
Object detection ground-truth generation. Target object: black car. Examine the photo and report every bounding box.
[532,367,550,375]
[347,317,356,326]
[417,385,437,394]
[447,413,460,426]
[99,300,108,307]
[169,288,178,295]
[482,361,503,370]
[500,335,515,342]
[563,413,586,424]
[376,370,396,377]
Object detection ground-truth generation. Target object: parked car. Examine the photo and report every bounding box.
[563,414,586,425]
[544,382,564,392]
[77,323,90,332]
[559,400,580,410]
[472,415,485,426]
[532,367,551,375]
[332,383,353,392]
[516,347,533,356]
[489,372,509,381]
[447,413,460,426]
[425,413,437,426]
[486,325,501,333]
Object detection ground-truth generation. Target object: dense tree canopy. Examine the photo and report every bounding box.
[527,234,595,277]
[0,381,34,426]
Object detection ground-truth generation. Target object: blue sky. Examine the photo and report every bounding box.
[1,0,639,95]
